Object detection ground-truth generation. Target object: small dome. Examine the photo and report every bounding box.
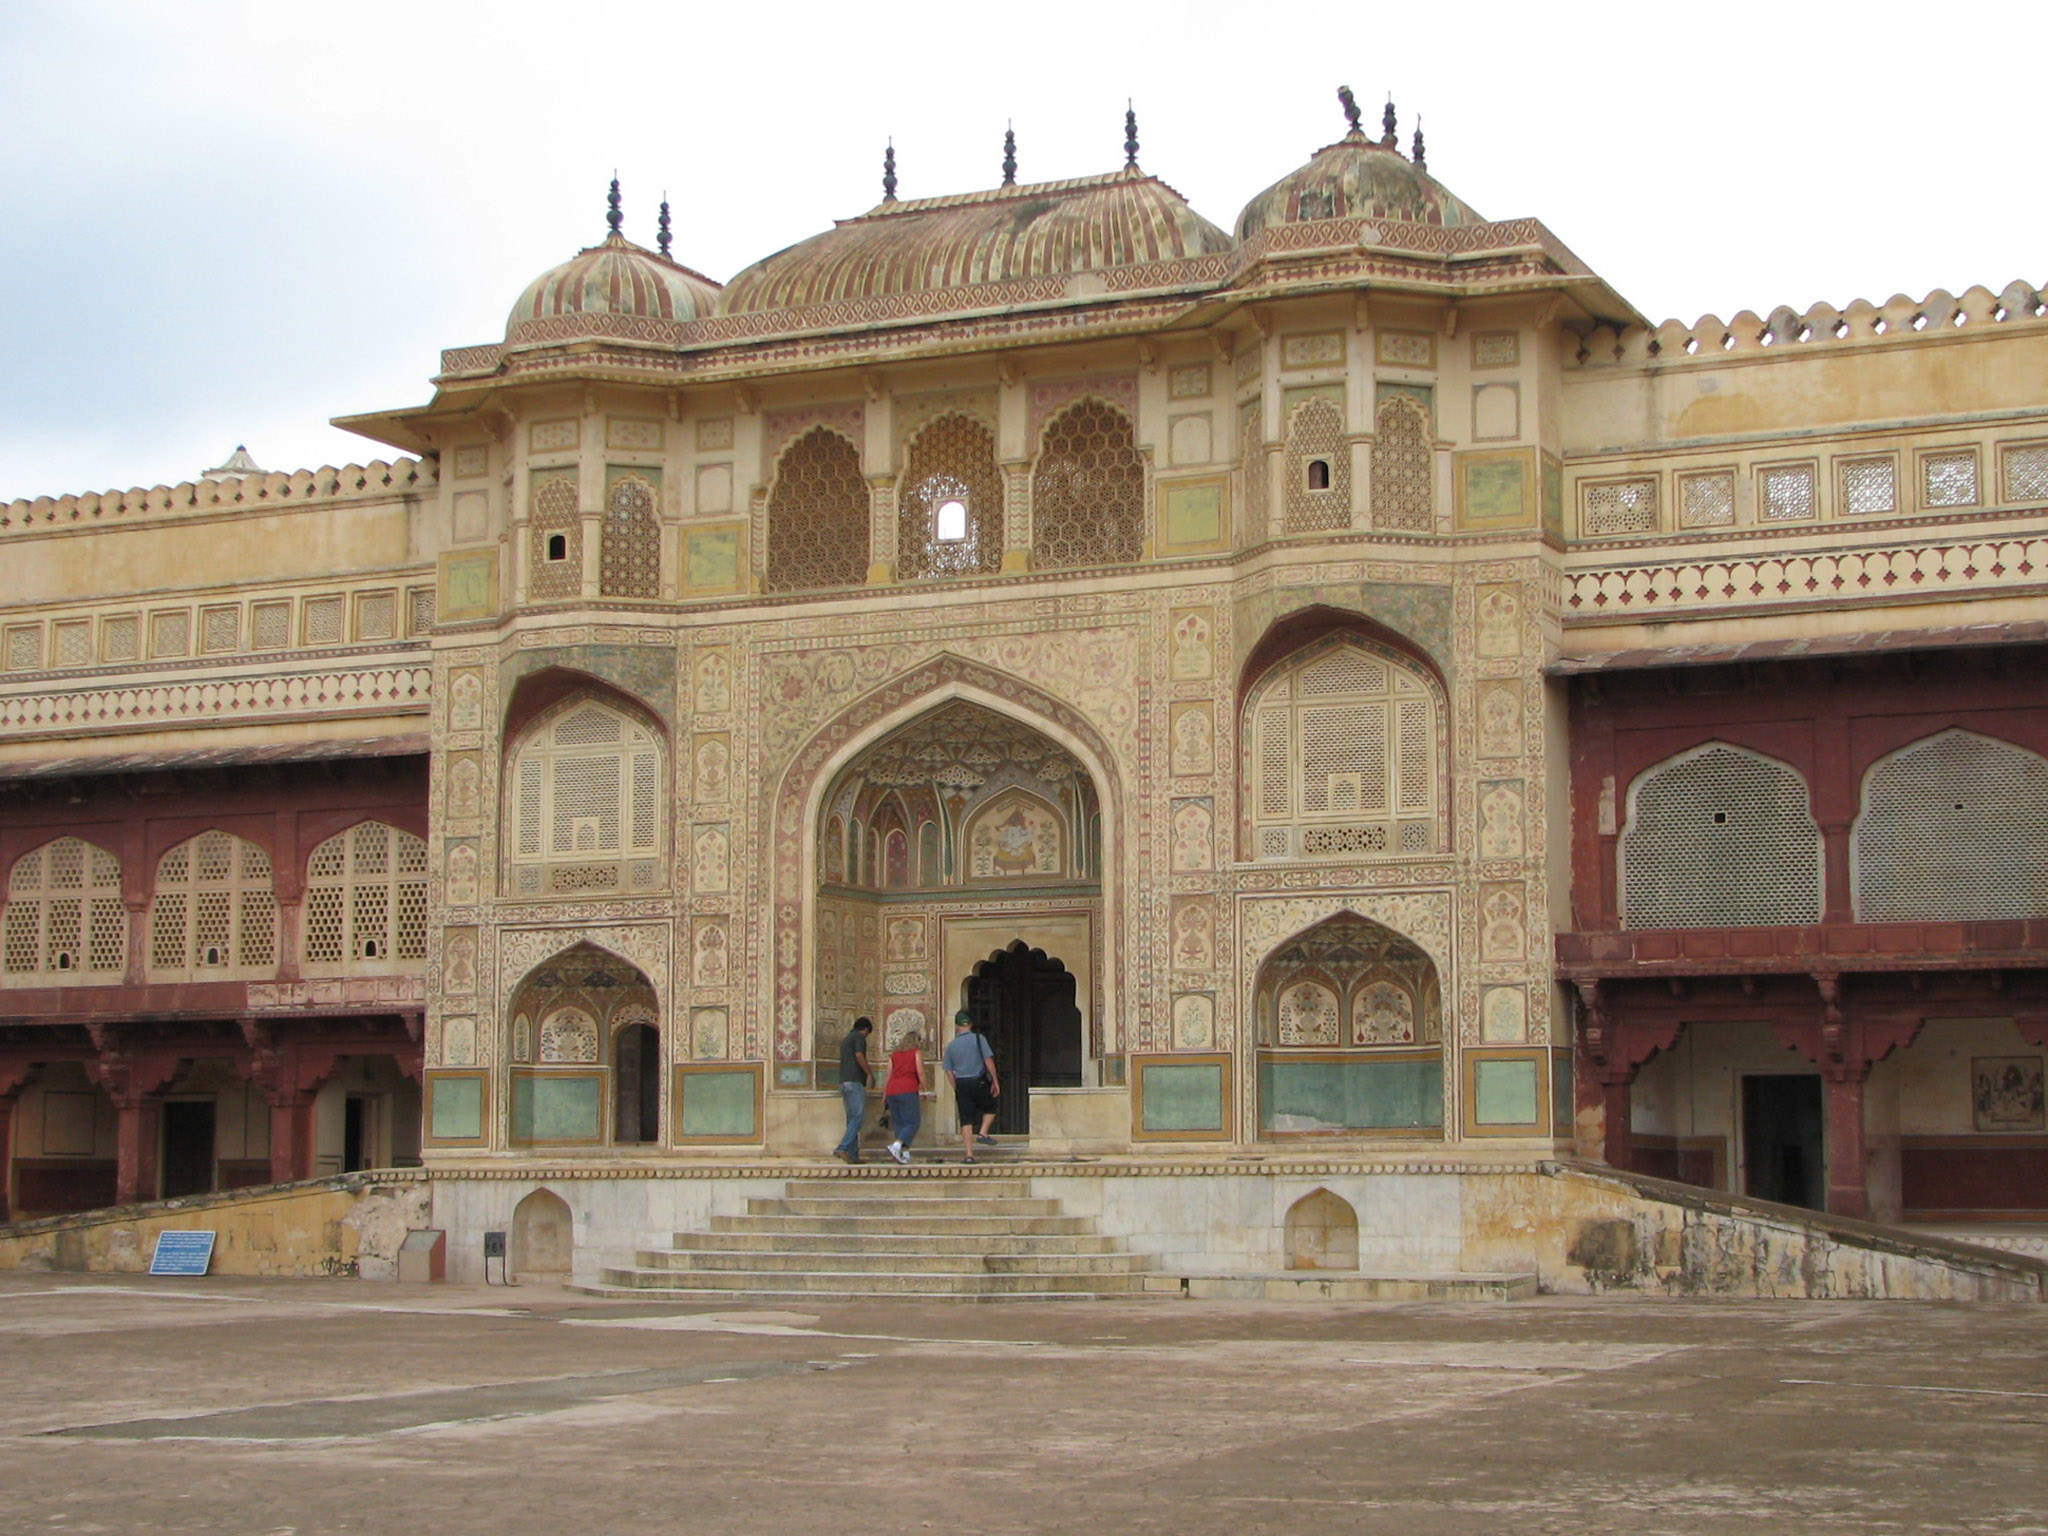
[506,233,722,340]
[721,168,1233,316]
[1236,127,1482,240]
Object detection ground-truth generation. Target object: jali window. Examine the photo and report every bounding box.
[149,831,275,978]
[1855,730,2048,922]
[598,475,661,599]
[1245,637,1444,860]
[509,701,665,897]
[2,838,126,985]
[303,822,430,972]
[1031,400,1145,570]
[766,428,870,592]
[898,414,1002,581]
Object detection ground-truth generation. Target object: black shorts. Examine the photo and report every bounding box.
[954,1076,995,1124]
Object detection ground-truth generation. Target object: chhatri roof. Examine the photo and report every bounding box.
[1236,93,1481,239]
[720,163,1233,315]
[505,180,723,345]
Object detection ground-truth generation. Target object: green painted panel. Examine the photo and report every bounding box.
[1474,1058,1540,1126]
[1258,1056,1443,1133]
[430,1077,482,1140]
[1465,456,1527,523]
[687,528,740,588]
[679,1070,757,1138]
[1140,1062,1225,1133]
[1552,1049,1574,1133]
[1164,484,1222,546]
[512,1074,602,1141]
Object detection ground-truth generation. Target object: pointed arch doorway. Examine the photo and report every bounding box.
[965,940,1083,1134]
[814,699,1105,1123]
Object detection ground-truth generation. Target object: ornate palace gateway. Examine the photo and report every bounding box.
[3,97,2045,1289]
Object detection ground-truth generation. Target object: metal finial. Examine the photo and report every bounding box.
[1411,119,1426,171]
[1381,97,1397,147]
[1002,124,1017,186]
[657,195,672,257]
[1337,85,1362,135]
[1124,101,1139,168]
[883,140,897,203]
[606,173,622,237]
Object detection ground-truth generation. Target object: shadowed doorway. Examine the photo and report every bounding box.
[965,940,1082,1134]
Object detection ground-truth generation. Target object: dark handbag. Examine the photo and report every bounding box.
[877,1107,891,1130]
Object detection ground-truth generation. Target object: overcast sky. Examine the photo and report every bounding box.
[1,0,2036,502]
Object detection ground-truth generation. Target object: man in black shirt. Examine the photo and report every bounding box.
[833,1017,874,1164]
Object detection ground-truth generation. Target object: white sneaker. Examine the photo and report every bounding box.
[887,1141,908,1165]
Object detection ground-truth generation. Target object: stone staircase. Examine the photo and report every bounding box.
[588,1173,1155,1302]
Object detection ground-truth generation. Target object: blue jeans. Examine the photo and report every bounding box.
[835,1081,867,1156]
[885,1092,922,1150]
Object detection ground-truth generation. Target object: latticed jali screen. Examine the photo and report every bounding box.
[1371,395,1432,531]
[1583,477,1659,536]
[1248,641,1440,859]
[149,830,275,973]
[898,415,1003,580]
[303,822,429,970]
[1031,401,1145,569]
[1622,746,1822,927]
[1855,731,2048,922]
[510,703,663,896]
[529,476,582,600]
[599,477,661,599]
[1283,398,1351,533]
[2,838,126,982]
[766,428,870,592]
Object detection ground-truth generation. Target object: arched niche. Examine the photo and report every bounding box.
[962,939,1084,1134]
[1285,1188,1360,1270]
[1253,911,1444,1141]
[512,1188,573,1276]
[1853,728,2048,922]
[1621,743,1822,928]
[504,943,660,1147]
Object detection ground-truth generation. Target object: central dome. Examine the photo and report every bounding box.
[721,169,1233,316]
[1236,128,1482,240]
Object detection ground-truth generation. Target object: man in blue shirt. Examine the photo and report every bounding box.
[942,1011,1000,1162]
[834,1017,874,1164]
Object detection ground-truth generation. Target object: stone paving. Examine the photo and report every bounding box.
[3,1274,2045,1534]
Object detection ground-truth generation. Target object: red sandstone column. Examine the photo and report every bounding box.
[0,1092,18,1221]
[1819,824,1854,925]
[1823,1071,1869,1219]
[1601,1074,1635,1171]
[267,1091,317,1184]
[112,1095,161,1206]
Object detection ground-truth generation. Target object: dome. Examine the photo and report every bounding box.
[1236,126,1482,240]
[721,168,1233,316]
[506,233,723,340]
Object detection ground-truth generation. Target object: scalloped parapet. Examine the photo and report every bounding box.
[0,457,437,534]
[1571,280,2047,366]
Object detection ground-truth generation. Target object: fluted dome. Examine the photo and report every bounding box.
[1236,128,1482,240]
[721,168,1233,316]
[506,233,723,340]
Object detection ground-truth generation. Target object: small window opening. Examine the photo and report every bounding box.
[201,944,226,967]
[546,533,568,561]
[54,951,75,971]
[935,499,968,542]
[1712,812,1727,824]
[1306,458,1331,491]
[359,939,382,960]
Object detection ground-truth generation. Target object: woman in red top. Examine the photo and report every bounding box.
[883,1031,927,1166]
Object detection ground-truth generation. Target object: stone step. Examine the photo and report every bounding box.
[780,1177,1037,1198]
[748,1195,1066,1218]
[667,1230,1123,1256]
[571,1283,1107,1305]
[597,1265,1150,1296]
[629,1248,1153,1276]
[711,1213,1095,1237]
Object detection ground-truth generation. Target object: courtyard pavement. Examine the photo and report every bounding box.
[2,1273,2044,1534]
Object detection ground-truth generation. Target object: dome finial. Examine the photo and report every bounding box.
[657,194,672,258]
[1381,96,1397,148]
[1124,100,1139,169]
[606,172,622,237]
[1002,123,1017,187]
[883,139,898,203]
[1411,118,1426,171]
[1337,84,1363,136]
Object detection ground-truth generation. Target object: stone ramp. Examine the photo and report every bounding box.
[584,1172,1155,1303]
[1531,1160,2048,1300]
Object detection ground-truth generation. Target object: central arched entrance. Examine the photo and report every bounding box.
[813,699,1104,1133]
[965,940,1084,1133]
[504,943,662,1147]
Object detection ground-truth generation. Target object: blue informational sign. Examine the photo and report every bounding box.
[148,1230,217,1276]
